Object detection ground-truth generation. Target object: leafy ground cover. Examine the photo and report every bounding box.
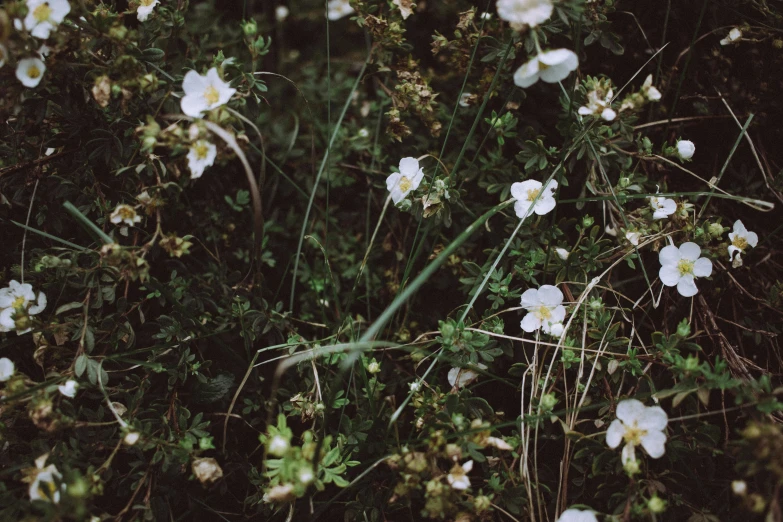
[1,0,782,520]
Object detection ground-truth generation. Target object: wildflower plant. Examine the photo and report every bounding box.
[0,0,781,520]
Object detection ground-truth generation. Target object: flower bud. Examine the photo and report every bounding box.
[676,139,695,160]
[242,19,258,37]
[582,215,594,228]
[648,496,667,513]
[123,431,141,446]
[366,360,381,374]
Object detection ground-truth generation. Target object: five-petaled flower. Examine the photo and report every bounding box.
[137,0,160,21]
[496,0,553,28]
[578,88,616,121]
[187,140,217,179]
[386,157,424,204]
[513,49,579,88]
[110,204,142,227]
[659,241,713,297]
[520,285,566,334]
[728,219,758,266]
[181,68,236,118]
[446,460,473,490]
[327,0,355,20]
[20,0,71,39]
[510,179,558,219]
[16,57,46,88]
[606,399,668,466]
[649,195,676,220]
[557,508,599,522]
[0,280,47,335]
[28,455,63,503]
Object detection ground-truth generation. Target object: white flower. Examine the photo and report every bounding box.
[386,157,425,204]
[0,280,47,335]
[555,247,569,260]
[557,508,599,522]
[29,457,62,503]
[510,179,558,219]
[409,381,421,392]
[297,467,314,484]
[137,0,159,22]
[658,242,713,297]
[720,28,742,46]
[268,435,289,456]
[731,480,747,495]
[0,358,15,381]
[110,204,142,227]
[191,457,223,485]
[626,231,641,246]
[123,431,140,446]
[275,5,290,21]
[459,92,473,108]
[481,12,493,20]
[549,322,564,337]
[606,399,668,465]
[16,57,46,88]
[676,139,695,160]
[21,0,71,39]
[57,379,78,398]
[513,49,578,88]
[578,89,616,121]
[486,436,513,450]
[447,363,487,389]
[187,140,217,179]
[649,195,676,220]
[180,68,236,118]
[0,44,8,68]
[727,219,758,264]
[641,74,661,101]
[496,0,553,28]
[392,0,413,19]
[446,460,473,490]
[327,0,354,21]
[520,285,566,334]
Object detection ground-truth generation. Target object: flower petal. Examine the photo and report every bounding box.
[658,245,680,267]
[182,70,207,97]
[537,285,563,307]
[640,430,667,458]
[520,313,541,333]
[677,274,698,297]
[621,442,636,465]
[549,305,566,324]
[679,242,702,261]
[533,195,556,215]
[732,220,747,235]
[181,94,208,118]
[606,419,625,449]
[520,288,541,309]
[513,59,540,88]
[398,157,420,177]
[616,399,646,424]
[659,265,681,287]
[637,406,668,431]
[745,231,758,248]
[692,257,713,278]
[514,199,534,220]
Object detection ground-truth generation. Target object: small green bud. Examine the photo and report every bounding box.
[582,215,594,228]
[619,176,631,188]
[676,319,691,338]
[539,393,557,412]
[242,19,258,37]
[708,222,724,237]
[648,496,666,514]
[474,495,491,512]
[623,458,640,475]
[367,360,381,374]
[684,355,699,371]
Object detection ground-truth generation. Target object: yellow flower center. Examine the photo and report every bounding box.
[12,296,26,308]
[194,143,209,159]
[526,189,541,202]
[27,66,41,79]
[535,306,552,321]
[140,0,156,5]
[623,423,647,445]
[398,176,412,193]
[33,3,53,23]
[204,86,220,105]
[677,259,694,276]
[119,207,135,219]
[731,236,748,250]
